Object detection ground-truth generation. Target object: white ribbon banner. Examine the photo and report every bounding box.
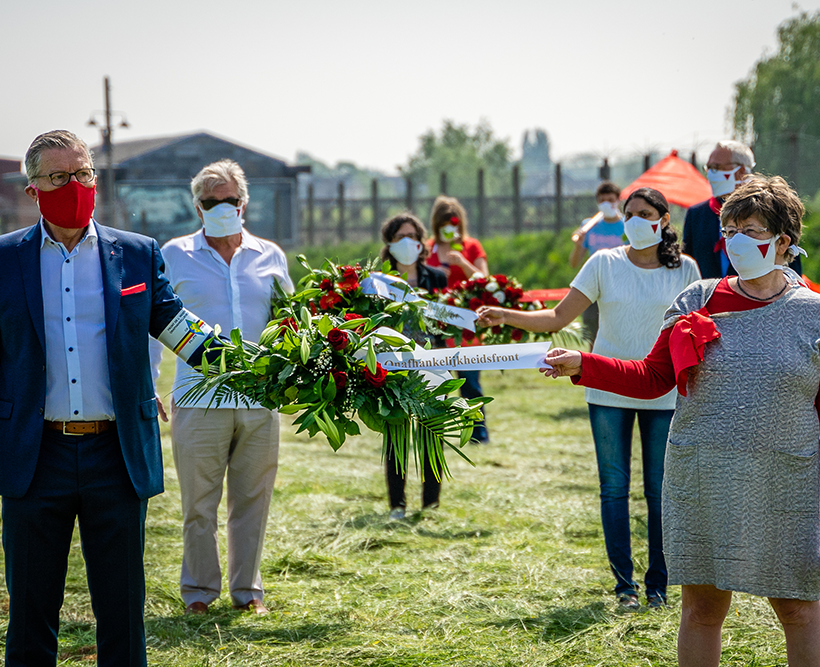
[377,341,552,372]
[360,272,477,332]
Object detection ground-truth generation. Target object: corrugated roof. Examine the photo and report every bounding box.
[90,132,200,166]
[91,130,289,167]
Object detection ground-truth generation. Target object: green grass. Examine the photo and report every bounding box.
[0,353,791,665]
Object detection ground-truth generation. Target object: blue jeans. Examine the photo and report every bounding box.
[587,403,672,599]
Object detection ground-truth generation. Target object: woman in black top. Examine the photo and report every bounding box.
[379,213,447,519]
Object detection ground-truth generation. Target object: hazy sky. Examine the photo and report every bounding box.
[1,0,817,173]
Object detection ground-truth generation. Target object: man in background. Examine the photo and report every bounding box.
[569,181,624,342]
[683,140,802,278]
[152,159,293,616]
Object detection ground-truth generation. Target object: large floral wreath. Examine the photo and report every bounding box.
[182,306,488,479]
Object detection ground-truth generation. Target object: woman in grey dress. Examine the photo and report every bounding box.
[543,175,820,667]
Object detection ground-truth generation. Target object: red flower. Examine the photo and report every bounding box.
[469,297,483,311]
[495,275,508,288]
[505,287,524,301]
[492,325,502,335]
[472,277,488,288]
[364,363,388,388]
[462,329,476,342]
[319,278,334,291]
[450,216,460,224]
[332,370,348,389]
[446,297,456,306]
[481,292,499,306]
[337,266,360,294]
[282,317,298,331]
[327,328,349,351]
[319,291,343,310]
[511,328,524,341]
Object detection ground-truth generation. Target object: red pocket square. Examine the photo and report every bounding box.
[121,283,146,296]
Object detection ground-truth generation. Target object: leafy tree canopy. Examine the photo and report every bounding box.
[733,11,820,194]
[402,120,513,197]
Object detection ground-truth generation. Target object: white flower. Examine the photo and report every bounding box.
[485,281,499,292]
[493,291,506,304]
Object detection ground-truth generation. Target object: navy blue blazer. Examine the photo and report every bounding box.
[0,222,202,500]
[682,200,727,280]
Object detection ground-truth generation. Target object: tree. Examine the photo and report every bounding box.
[732,11,820,195]
[402,120,513,197]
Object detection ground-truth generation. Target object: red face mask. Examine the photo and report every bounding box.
[35,180,96,229]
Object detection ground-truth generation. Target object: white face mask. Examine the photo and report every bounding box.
[389,237,422,265]
[725,232,781,280]
[707,165,743,198]
[439,224,460,242]
[200,202,243,237]
[624,215,664,250]
[598,201,620,218]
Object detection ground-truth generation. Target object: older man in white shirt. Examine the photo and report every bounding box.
[152,159,293,616]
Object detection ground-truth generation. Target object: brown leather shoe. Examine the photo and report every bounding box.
[232,599,268,615]
[184,601,209,615]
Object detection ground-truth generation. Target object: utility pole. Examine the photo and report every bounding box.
[88,76,128,225]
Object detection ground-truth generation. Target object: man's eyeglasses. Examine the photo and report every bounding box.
[200,197,241,210]
[704,163,740,173]
[36,169,96,187]
[720,226,771,240]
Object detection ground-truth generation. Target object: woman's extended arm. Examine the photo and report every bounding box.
[542,327,677,400]
[476,287,592,333]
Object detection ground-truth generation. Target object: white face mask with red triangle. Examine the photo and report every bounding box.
[707,165,743,197]
[624,215,664,250]
[725,232,781,280]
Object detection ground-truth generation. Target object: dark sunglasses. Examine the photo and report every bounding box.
[200,197,241,211]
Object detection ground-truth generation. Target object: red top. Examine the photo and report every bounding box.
[426,237,487,288]
[575,278,820,411]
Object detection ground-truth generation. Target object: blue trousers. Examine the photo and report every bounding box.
[2,429,148,667]
[587,403,672,599]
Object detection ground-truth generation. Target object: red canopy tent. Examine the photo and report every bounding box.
[620,150,711,208]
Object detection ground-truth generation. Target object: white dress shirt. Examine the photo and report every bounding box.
[40,220,115,421]
[151,228,293,408]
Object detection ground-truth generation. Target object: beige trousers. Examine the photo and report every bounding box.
[171,405,279,606]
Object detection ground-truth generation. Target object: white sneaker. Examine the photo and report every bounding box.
[388,507,406,520]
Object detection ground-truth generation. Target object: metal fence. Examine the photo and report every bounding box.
[300,168,598,246]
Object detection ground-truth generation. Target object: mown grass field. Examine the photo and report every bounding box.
[0,352,791,665]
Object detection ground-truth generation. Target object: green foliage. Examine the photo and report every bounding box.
[403,119,514,197]
[180,279,487,474]
[799,193,820,281]
[732,10,820,193]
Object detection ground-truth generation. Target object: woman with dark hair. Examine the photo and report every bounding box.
[543,175,819,666]
[380,213,447,520]
[426,195,491,443]
[477,187,701,609]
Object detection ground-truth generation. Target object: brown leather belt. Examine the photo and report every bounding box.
[44,420,114,436]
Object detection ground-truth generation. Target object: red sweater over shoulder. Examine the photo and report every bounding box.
[575,278,819,411]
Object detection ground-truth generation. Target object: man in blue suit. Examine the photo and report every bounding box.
[0,130,214,666]
[683,140,802,279]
